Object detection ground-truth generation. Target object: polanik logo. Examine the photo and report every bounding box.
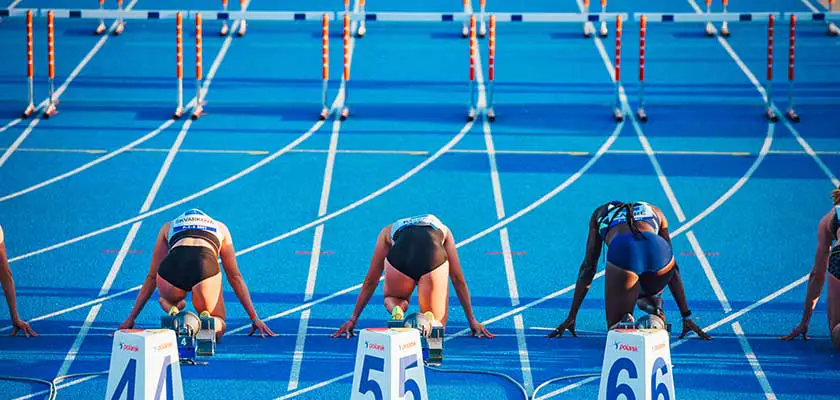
[119,342,139,352]
[365,341,384,352]
[614,341,638,352]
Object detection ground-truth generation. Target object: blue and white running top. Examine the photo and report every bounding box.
[598,202,661,239]
[833,205,840,239]
[167,209,225,251]
[389,214,447,243]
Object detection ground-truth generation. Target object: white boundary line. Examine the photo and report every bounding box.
[0,0,141,170]
[287,0,360,390]
[0,118,179,203]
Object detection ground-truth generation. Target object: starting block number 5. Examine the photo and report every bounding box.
[357,354,422,400]
[598,329,676,400]
[605,357,671,400]
[352,328,428,400]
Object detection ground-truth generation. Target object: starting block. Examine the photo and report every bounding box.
[160,311,216,364]
[598,328,675,400]
[351,328,429,400]
[105,329,184,400]
[388,312,444,366]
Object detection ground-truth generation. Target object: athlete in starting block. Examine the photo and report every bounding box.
[332,214,493,339]
[548,201,711,339]
[118,209,274,340]
[782,185,840,349]
[0,224,38,337]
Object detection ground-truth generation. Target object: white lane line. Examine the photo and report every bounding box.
[0,119,178,203]
[287,0,361,390]
[0,0,141,169]
[732,321,777,400]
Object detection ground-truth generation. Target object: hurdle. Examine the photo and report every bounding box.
[219,0,247,36]
[340,13,350,120]
[348,0,367,37]
[45,11,57,119]
[785,14,800,122]
[320,14,330,120]
[613,15,622,122]
[22,10,35,119]
[174,12,184,119]
[636,14,647,122]
[191,13,203,120]
[95,0,125,35]
[765,14,778,122]
[487,14,496,122]
[467,14,477,121]
[461,0,469,38]
[581,0,610,38]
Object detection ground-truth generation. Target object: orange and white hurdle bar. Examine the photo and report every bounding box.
[192,12,204,120]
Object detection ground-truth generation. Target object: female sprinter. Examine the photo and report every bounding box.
[0,223,38,337]
[118,209,274,340]
[331,214,493,339]
[548,201,710,339]
[782,186,840,349]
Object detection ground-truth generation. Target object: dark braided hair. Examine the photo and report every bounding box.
[832,184,840,205]
[603,201,645,240]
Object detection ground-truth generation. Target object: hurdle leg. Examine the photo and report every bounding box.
[637,15,647,122]
[237,0,247,37]
[220,0,230,36]
[45,11,58,119]
[765,14,778,122]
[599,0,608,37]
[582,0,591,37]
[613,15,623,121]
[23,10,35,119]
[340,14,350,121]
[174,12,184,119]
[467,15,477,121]
[192,14,204,120]
[357,0,367,37]
[487,15,496,122]
[721,0,730,37]
[320,14,330,120]
[114,0,125,36]
[95,0,107,35]
[461,0,469,38]
[478,0,487,38]
[786,14,800,122]
[704,0,714,36]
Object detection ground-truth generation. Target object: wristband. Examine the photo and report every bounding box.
[250,312,259,322]
[681,309,692,319]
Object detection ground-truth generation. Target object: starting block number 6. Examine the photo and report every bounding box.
[606,357,671,400]
[358,354,422,400]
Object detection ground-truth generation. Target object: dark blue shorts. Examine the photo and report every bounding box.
[607,231,674,275]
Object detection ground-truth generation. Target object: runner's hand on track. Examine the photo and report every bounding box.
[248,318,276,338]
[469,319,494,338]
[332,319,357,339]
[547,318,576,338]
[10,319,38,337]
[680,318,711,340]
[780,323,809,341]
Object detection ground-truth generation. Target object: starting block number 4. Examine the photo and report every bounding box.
[351,328,428,400]
[598,329,676,400]
[105,329,184,400]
